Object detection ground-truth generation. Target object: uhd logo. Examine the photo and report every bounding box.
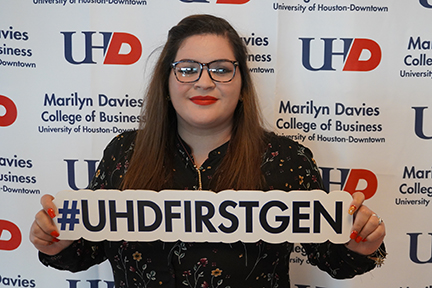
[320,167,378,199]
[62,31,142,65]
[0,95,18,127]
[300,38,382,71]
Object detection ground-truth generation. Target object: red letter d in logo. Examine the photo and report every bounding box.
[0,95,18,127]
[104,32,142,65]
[0,220,22,251]
[343,39,381,72]
[343,169,378,199]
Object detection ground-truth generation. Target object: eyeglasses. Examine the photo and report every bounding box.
[171,59,239,83]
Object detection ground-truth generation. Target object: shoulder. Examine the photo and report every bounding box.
[265,131,314,159]
[104,130,137,154]
[89,130,137,190]
[100,130,137,164]
[262,132,323,191]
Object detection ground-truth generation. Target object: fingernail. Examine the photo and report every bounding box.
[51,230,60,238]
[348,205,357,215]
[47,208,56,219]
[355,235,363,243]
[52,237,60,243]
[362,238,367,242]
[350,230,358,240]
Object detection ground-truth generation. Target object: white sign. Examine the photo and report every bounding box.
[53,189,353,244]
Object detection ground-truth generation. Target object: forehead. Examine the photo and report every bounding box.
[175,34,236,62]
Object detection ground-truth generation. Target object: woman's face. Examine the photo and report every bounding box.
[168,34,242,135]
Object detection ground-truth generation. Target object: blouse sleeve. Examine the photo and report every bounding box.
[302,241,385,279]
[264,133,385,279]
[291,140,384,279]
[38,131,136,272]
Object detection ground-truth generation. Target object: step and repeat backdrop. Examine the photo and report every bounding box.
[1,0,432,287]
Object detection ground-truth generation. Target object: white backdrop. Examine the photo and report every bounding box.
[1,0,432,287]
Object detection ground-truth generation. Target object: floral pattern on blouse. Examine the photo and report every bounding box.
[39,131,380,288]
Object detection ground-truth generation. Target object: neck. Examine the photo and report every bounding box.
[178,124,232,168]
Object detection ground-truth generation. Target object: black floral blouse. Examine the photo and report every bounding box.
[40,131,380,288]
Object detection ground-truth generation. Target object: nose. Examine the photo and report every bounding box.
[194,67,216,89]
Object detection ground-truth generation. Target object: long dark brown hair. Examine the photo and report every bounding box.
[121,14,267,191]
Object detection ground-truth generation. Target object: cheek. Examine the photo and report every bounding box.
[169,74,186,101]
[168,74,190,112]
[225,79,242,102]
[168,73,177,96]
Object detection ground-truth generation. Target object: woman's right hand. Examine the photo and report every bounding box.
[29,194,73,255]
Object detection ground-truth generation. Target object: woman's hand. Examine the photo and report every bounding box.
[345,192,386,256]
[29,194,73,255]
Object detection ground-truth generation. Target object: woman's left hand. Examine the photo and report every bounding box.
[345,192,386,255]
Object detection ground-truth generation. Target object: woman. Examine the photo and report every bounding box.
[30,14,386,288]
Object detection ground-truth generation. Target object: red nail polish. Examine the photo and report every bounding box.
[355,235,363,243]
[47,208,56,219]
[350,230,358,240]
[52,237,60,243]
[51,230,60,238]
[362,238,367,242]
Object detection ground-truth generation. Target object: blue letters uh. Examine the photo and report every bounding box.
[67,279,114,288]
[319,167,350,192]
[413,107,432,140]
[62,32,112,64]
[65,159,99,190]
[300,38,353,71]
[407,233,432,264]
[420,0,432,8]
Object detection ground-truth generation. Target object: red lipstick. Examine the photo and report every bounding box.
[190,96,218,106]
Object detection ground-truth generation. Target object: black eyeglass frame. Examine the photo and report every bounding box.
[171,59,239,83]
